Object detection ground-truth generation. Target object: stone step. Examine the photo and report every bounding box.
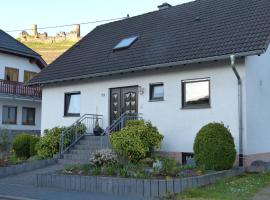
[81,135,109,141]
[69,149,97,155]
[60,136,111,165]
[58,159,89,165]
[73,144,104,150]
[78,139,109,146]
[64,153,91,160]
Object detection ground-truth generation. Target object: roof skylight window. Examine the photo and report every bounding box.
[113,36,138,50]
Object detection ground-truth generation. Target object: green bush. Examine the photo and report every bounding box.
[193,122,236,171]
[12,134,32,158]
[65,123,87,144]
[0,128,10,152]
[36,123,87,159]
[110,120,163,163]
[36,127,65,159]
[29,136,40,156]
[159,157,178,176]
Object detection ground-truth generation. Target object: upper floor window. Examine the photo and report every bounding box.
[22,107,35,125]
[24,71,37,83]
[149,83,164,101]
[5,67,19,82]
[2,106,17,124]
[64,92,81,117]
[182,78,210,109]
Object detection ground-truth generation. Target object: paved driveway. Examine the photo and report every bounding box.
[0,164,144,200]
[252,186,270,200]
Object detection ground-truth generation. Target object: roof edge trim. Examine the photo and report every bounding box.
[28,49,263,85]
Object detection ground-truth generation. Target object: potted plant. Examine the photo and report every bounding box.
[93,117,103,136]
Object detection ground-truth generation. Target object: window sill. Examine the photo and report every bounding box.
[181,105,211,110]
[149,98,164,102]
[2,122,17,125]
[63,114,80,117]
[22,123,36,126]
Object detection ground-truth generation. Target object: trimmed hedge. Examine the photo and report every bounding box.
[30,136,40,157]
[36,127,65,159]
[111,120,163,163]
[193,122,236,171]
[13,134,32,158]
[36,123,87,159]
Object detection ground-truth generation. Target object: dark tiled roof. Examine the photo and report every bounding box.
[0,30,46,68]
[30,0,270,84]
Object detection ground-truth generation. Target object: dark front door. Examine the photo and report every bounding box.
[110,86,138,124]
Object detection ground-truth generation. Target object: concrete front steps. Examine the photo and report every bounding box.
[58,135,110,165]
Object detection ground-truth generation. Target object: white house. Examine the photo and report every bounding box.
[0,30,46,137]
[30,0,270,166]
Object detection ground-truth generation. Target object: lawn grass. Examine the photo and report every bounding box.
[178,172,270,200]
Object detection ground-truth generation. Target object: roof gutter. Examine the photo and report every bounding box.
[29,50,263,85]
[230,55,244,167]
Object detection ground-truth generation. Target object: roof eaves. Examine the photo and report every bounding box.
[0,47,47,69]
[28,49,263,86]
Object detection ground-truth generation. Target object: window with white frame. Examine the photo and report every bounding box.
[64,92,81,116]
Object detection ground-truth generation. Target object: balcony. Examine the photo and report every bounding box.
[0,80,41,99]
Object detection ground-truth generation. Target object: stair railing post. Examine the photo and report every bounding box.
[75,123,78,141]
[60,134,63,156]
[120,116,124,129]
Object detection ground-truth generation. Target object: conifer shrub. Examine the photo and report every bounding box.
[193,122,236,170]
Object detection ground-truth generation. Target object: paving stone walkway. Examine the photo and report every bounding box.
[0,164,144,200]
[252,186,270,200]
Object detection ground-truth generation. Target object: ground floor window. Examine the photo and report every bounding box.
[64,92,81,116]
[182,78,210,108]
[149,83,164,101]
[22,107,35,125]
[2,106,17,124]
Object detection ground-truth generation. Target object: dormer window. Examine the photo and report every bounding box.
[113,36,138,50]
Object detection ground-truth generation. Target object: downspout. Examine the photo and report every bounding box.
[230,55,243,167]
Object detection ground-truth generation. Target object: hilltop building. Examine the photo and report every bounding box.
[19,24,81,43]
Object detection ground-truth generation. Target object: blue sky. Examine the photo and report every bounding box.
[1,0,192,38]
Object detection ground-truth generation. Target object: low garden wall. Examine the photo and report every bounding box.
[36,167,244,198]
[0,158,57,178]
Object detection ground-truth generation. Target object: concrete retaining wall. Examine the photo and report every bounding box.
[0,158,57,178]
[36,168,244,197]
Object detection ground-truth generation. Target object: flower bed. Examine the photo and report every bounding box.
[59,162,205,179]
[36,168,244,197]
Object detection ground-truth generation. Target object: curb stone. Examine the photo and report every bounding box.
[36,167,245,197]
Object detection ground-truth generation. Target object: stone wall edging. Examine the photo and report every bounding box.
[35,167,244,197]
[0,158,57,178]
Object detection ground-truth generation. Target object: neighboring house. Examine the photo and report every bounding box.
[0,30,46,138]
[30,0,270,166]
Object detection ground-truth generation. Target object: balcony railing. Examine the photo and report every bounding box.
[0,80,42,98]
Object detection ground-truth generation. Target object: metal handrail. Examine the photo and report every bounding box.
[102,111,142,135]
[59,114,103,156]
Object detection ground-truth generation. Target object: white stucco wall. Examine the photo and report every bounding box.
[41,60,245,153]
[0,98,41,131]
[0,52,41,82]
[245,46,270,155]
[0,52,42,131]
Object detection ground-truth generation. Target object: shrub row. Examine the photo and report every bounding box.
[13,134,40,158]
[36,123,87,159]
[110,120,163,163]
